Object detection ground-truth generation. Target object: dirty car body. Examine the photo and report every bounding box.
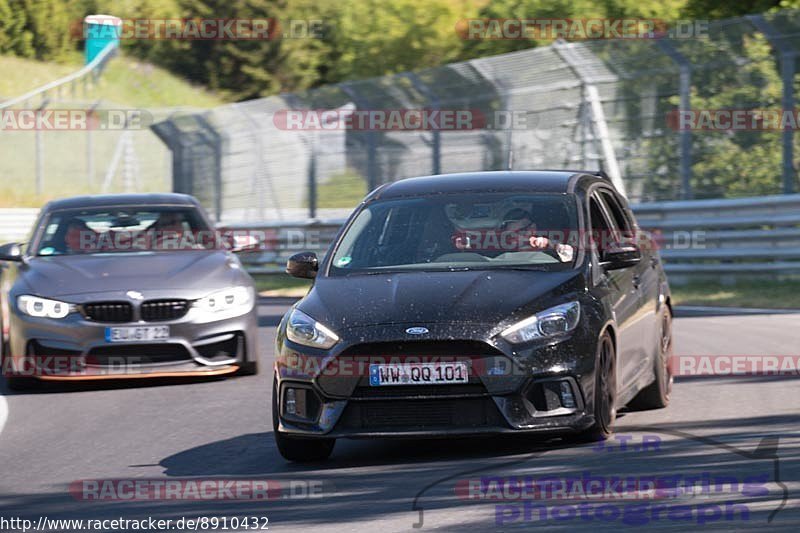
[273,171,673,461]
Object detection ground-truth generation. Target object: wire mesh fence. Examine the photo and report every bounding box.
[0,44,179,205]
[151,9,800,223]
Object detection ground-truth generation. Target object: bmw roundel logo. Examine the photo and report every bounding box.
[405,327,429,335]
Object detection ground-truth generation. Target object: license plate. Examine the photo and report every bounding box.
[369,362,469,386]
[105,326,170,343]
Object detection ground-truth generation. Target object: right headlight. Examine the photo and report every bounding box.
[17,295,73,319]
[286,309,339,349]
[500,301,581,344]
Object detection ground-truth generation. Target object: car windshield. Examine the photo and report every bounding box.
[33,207,214,256]
[329,193,579,275]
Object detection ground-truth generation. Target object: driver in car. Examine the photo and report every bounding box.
[501,208,575,262]
[64,219,97,254]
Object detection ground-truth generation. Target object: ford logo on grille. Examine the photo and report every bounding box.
[405,327,429,335]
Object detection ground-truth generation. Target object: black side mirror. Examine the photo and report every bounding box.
[286,252,318,279]
[0,243,23,262]
[600,242,641,270]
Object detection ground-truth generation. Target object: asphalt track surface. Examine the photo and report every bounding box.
[0,299,798,531]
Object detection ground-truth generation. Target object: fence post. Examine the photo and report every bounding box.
[86,102,100,188]
[34,100,49,196]
[553,40,626,197]
[655,37,693,200]
[748,14,796,194]
[308,144,317,219]
[341,84,379,190]
[195,115,223,222]
[403,73,441,175]
[150,120,186,194]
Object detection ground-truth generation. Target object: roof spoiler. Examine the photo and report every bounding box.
[537,169,611,181]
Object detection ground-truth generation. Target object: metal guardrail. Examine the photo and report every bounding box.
[0,209,39,242]
[0,43,117,110]
[2,194,798,281]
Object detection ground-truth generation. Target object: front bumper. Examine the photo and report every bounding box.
[274,322,600,438]
[7,305,258,380]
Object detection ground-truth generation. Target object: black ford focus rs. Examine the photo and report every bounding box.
[273,171,673,461]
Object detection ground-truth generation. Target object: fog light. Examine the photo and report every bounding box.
[283,387,307,418]
[559,381,576,409]
[285,388,296,415]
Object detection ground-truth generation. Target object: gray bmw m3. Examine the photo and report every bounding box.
[0,193,259,390]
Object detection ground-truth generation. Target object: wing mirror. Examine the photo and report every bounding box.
[0,243,24,262]
[286,252,318,279]
[600,242,641,270]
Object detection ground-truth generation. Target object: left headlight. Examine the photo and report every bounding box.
[500,301,581,344]
[192,286,254,320]
[17,295,73,319]
[286,309,339,349]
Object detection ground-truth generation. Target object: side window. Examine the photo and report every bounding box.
[589,193,620,257]
[589,195,612,233]
[599,190,633,235]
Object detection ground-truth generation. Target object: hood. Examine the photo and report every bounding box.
[299,269,585,331]
[17,251,246,298]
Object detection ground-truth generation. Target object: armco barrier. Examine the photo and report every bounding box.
[230,194,800,282]
[2,195,798,282]
[0,209,39,242]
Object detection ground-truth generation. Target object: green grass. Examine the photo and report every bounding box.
[0,52,227,108]
[671,280,800,309]
[314,171,368,208]
[0,52,230,208]
[254,275,312,297]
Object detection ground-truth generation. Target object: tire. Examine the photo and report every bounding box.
[272,378,334,462]
[629,307,673,411]
[575,332,617,442]
[237,360,259,376]
[1,336,37,391]
[5,374,38,391]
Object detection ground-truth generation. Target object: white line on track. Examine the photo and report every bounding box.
[0,392,7,436]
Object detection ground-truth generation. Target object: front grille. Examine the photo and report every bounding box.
[336,397,506,431]
[82,302,133,323]
[141,299,189,321]
[85,344,191,365]
[340,340,503,357]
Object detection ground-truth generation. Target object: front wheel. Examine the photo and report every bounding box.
[575,332,617,442]
[1,338,38,391]
[237,360,259,376]
[272,378,334,462]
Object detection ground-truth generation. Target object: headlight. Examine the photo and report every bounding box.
[192,286,254,321]
[500,301,580,344]
[17,295,73,319]
[286,309,339,349]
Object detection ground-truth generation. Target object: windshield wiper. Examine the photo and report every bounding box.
[485,265,553,271]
